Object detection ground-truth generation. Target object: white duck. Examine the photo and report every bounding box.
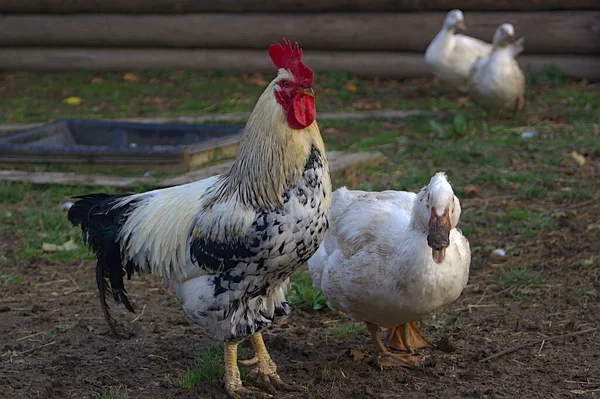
[425,10,491,92]
[468,23,526,113]
[308,172,470,367]
[425,10,524,93]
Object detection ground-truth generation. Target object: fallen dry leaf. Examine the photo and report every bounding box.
[464,184,479,197]
[350,348,365,362]
[91,77,103,84]
[570,151,586,167]
[456,96,470,107]
[344,82,358,93]
[381,122,406,130]
[123,72,141,83]
[43,239,79,252]
[587,223,600,231]
[322,127,341,136]
[245,73,269,87]
[352,100,381,111]
[63,96,82,105]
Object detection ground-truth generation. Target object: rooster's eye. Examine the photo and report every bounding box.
[283,81,290,87]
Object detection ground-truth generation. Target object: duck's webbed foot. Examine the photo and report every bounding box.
[388,322,432,353]
[366,321,421,369]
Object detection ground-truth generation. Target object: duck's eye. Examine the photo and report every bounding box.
[283,81,290,87]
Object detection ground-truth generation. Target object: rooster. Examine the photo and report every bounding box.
[68,39,331,397]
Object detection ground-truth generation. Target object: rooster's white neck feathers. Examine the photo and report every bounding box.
[212,73,326,211]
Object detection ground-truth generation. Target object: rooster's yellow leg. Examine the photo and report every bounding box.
[389,322,432,352]
[365,322,420,369]
[248,332,297,393]
[224,342,266,398]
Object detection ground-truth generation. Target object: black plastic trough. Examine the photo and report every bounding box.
[0,119,244,172]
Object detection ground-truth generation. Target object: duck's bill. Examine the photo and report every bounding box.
[457,21,468,31]
[432,248,446,264]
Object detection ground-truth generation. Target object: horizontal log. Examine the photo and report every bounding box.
[0,151,386,188]
[0,12,598,54]
[0,48,598,80]
[1,0,599,13]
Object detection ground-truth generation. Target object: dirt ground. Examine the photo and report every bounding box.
[1,188,599,399]
[1,75,599,398]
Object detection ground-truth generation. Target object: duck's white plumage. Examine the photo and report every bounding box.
[309,172,470,329]
[425,10,492,92]
[468,23,526,112]
[425,10,524,93]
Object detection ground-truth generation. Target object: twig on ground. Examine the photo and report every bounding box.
[18,341,57,355]
[455,304,498,313]
[148,354,169,361]
[16,331,45,341]
[556,199,597,212]
[131,304,146,323]
[480,327,599,363]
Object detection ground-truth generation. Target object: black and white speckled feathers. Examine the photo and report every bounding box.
[181,146,330,340]
[68,146,331,341]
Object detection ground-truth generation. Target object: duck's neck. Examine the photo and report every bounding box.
[430,26,454,51]
[409,199,428,235]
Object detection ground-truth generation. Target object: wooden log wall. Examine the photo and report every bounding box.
[1,0,599,13]
[0,2,598,79]
[1,12,598,55]
[1,49,598,80]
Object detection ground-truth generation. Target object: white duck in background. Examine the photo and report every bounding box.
[468,23,526,113]
[308,172,470,367]
[425,10,524,93]
[425,9,491,92]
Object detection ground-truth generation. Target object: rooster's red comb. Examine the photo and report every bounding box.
[269,39,314,84]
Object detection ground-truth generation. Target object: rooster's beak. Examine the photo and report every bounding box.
[298,87,314,97]
[427,207,451,264]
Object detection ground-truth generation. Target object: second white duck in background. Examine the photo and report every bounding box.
[308,172,471,368]
[424,9,491,93]
[468,23,526,114]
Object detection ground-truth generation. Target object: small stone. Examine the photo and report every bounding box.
[437,336,455,352]
[521,129,538,139]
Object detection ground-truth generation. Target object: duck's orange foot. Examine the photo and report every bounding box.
[376,351,421,369]
[388,322,432,352]
[514,95,525,113]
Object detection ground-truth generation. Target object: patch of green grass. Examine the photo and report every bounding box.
[494,267,545,288]
[496,210,556,238]
[518,184,547,199]
[0,182,124,267]
[179,345,250,389]
[569,287,597,298]
[508,208,530,221]
[424,315,459,330]
[97,386,130,399]
[333,322,367,339]
[0,183,32,203]
[570,257,600,270]
[289,272,328,311]
[180,345,225,389]
[0,273,24,287]
[556,188,593,202]
[525,66,569,86]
